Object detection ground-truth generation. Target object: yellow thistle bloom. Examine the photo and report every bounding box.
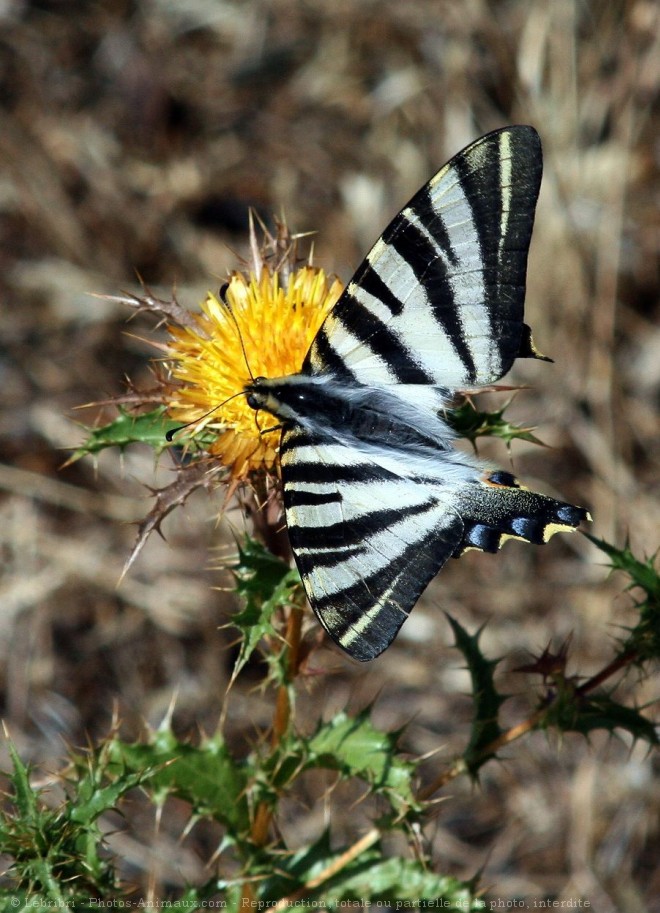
[166,265,343,479]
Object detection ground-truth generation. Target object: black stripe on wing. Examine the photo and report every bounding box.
[452,127,542,376]
[407,186,461,268]
[306,325,357,381]
[284,488,343,508]
[331,289,435,384]
[380,195,478,383]
[286,500,436,551]
[355,261,406,316]
[281,459,385,486]
[303,126,543,388]
[295,544,367,569]
[311,514,463,662]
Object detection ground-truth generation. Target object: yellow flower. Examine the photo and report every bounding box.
[166,265,343,479]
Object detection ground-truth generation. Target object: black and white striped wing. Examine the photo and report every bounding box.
[304,126,543,389]
[280,427,464,662]
[280,420,587,661]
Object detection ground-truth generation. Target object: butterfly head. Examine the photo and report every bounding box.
[244,375,296,423]
[245,373,329,425]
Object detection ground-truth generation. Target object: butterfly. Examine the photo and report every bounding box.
[245,126,589,661]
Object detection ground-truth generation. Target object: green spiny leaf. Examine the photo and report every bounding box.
[305,710,418,815]
[232,536,295,601]
[447,399,543,448]
[229,537,301,680]
[68,765,145,825]
[107,734,251,836]
[67,405,208,463]
[447,615,506,776]
[585,535,660,660]
[5,739,38,821]
[321,855,484,907]
[585,534,659,597]
[545,690,658,744]
[0,742,120,901]
[255,830,484,907]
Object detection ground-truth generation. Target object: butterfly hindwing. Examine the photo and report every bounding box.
[280,420,587,661]
[280,424,465,661]
[304,126,543,389]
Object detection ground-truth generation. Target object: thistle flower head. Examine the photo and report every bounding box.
[165,225,342,480]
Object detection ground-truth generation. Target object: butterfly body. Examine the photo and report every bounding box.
[246,374,453,454]
[245,126,589,661]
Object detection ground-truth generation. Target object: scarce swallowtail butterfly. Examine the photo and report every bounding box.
[245,125,589,662]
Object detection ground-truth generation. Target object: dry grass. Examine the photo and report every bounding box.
[0,0,658,908]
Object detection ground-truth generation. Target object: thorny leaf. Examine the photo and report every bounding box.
[253,830,483,908]
[66,406,181,465]
[228,537,300,683]
[123,462,223,577]
[304,710,419,815]
[544,689,659,745]
[97,283,202,331]
[585,535,660,660]
[515,638,572,680]
[447,397,545,448]
[107,733,250,835]
[447,615,506,777]
[585,534,659,602]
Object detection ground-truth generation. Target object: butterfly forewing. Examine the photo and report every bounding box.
[304,126,543,389]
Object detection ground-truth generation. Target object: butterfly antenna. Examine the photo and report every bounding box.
[218,282,256,383]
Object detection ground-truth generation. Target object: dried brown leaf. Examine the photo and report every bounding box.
[122,463,224,579]
[95,281,201,332]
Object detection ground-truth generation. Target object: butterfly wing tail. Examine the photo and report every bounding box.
[453,471,589,557]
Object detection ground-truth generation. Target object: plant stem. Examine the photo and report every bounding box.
[273,827,381,909]
[271,603,303,746]
[250,600,304,850]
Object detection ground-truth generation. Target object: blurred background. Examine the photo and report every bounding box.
[0,0,658,907]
